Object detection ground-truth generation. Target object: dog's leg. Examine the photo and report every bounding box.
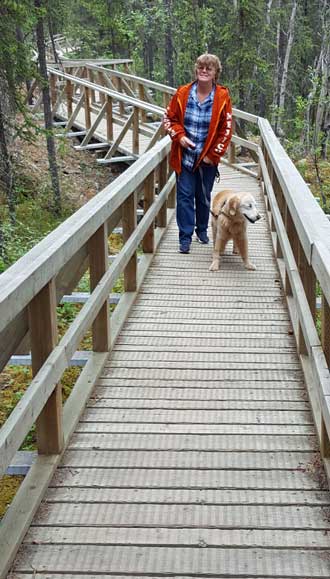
[211,217,218,249]
[232,240,239,255]
[235,236,256,270]
[209,231,228,271]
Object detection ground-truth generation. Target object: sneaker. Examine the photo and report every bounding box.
[196,231,209,244]
[179,243,190,254]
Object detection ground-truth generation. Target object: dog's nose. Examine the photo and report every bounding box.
[256,213,262,220]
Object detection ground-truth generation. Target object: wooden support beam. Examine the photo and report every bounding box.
[102,110,134,161]
[132,106,139,155]
[28,280,63,455]
[228,118,236,165]
[80,102,107,147]
[138,84,147,122]
[66,79,73,117]
[122,192,137,291]
[146,123,164,152]
[89,224,111,352]
[84,86,91,130]
[106,96,114,141]
[157,157,168,228]
[50,74,56,107]
[65,91,85,132]
[321,293,330,368]
[142,172,155,253]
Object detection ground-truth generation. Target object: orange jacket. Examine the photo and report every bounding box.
[164,82,232,173]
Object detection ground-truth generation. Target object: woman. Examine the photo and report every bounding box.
[163,53,232,253]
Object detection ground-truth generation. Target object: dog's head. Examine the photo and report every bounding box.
[223,193,261,223]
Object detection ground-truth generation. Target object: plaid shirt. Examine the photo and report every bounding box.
[182,82,215,171]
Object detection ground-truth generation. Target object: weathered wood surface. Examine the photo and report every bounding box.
[8,166,330,578]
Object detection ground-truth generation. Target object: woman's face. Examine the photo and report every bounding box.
[196,63,216,84]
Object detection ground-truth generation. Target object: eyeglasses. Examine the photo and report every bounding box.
[197,65,214,72]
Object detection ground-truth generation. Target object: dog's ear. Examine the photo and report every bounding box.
[227,196,240,216]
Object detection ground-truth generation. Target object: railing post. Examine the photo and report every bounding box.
[321,293,330,457]
[89,223,111,352]
[84,86,91,130]
[273,178,283,259]
[118,78,125,116]
[228,118,236,164]
[157,157,168,228]
[66,79,73,117]
[87,68,96,104]
[50,73,57,108]
[122,192,137,291]
[142,171,155,253]
[106,96,114,141]
[133,107,139,155]
[28,279,64,455]
[98,72,106,105]
[285,207,297,297]
[138,85,147,122]
[162,93,170,109]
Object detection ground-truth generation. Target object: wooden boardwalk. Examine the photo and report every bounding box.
[8,167,330,578]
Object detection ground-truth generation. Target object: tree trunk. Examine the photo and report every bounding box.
[276,0,298,136]
[272,0,284,129]
[0,78,15,223]
[315,1,330,158]
[35,0,61,215]
[163,0,174,86]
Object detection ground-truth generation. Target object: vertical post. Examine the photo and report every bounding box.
[321,292,330,457]
[228,118,236,165]
[98,72,106,105]
[50,74,56,108]
[138,85,147,122]
[285,207,296,297]
[162,92,170,109]
[133,107,139,155]
[66,79,73,117]
[321,419,330,458]
[89,223,111,352]
[88,69,96,104]
[28,279,63,454]
[321,293,330,366]
[157,157,168,228]
[122,192,137,291]
[143,171,155,253]
[298,245,316,321]
[273,177,283,258]
[84,86,91,130]
[118,78,125,116]
[106,96,113,141]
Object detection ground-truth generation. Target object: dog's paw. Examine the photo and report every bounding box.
[209,261,220,271]
[245,262,256,271]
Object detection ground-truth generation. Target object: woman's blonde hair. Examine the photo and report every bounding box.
[194,53,222,83]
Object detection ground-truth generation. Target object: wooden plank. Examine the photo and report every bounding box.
[23,525,330,548]
[69,432,315,451]
[12,545,330,577]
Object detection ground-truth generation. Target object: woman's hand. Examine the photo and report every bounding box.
[179,136,196,149]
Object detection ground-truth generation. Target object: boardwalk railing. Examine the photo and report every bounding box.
[2,65,330,576]
[258,120,330,473]
[0,137,175,577]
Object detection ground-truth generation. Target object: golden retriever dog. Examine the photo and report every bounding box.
[209,189,261,272]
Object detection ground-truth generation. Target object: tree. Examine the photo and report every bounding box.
[35,0,62,215]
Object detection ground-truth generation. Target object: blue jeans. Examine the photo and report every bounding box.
[176,163,217,244]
